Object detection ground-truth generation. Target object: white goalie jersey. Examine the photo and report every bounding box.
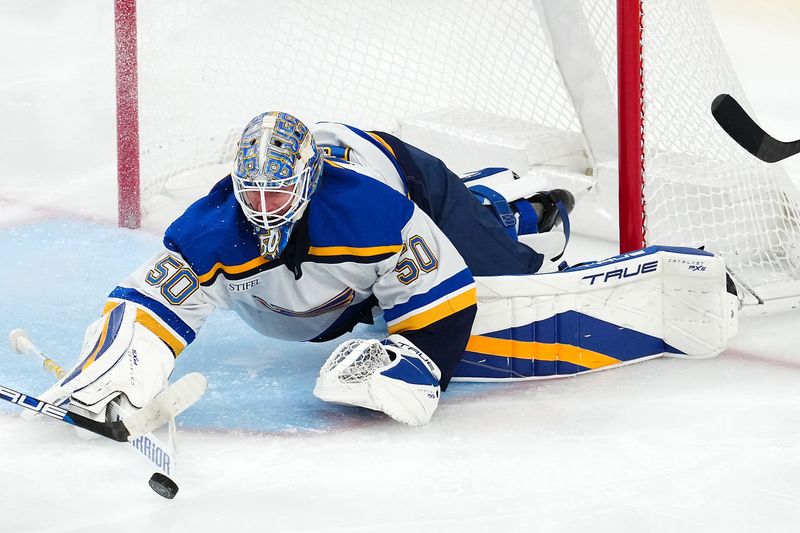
[102,129,477,388]
[99,122,737,388]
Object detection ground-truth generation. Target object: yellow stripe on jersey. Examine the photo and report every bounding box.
[465,335,622,370]
[367,132,397,157]
[308,244,403,257]
[324,159,345,169]
[134,308,186,356]
[197,255,269,284]
[388,288,477,334]
[82,302,121,371]
[102,301,186,357]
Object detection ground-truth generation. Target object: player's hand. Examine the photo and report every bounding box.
[37,302,174,425]
[314,334,441,426]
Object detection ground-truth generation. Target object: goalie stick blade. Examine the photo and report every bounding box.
[711,93,800,163]
[110,401,177,477]
[121,372,208,438]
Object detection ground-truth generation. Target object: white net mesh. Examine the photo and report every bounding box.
[640,0,800,300]
[133,0,800,301]
[136,0,593,222]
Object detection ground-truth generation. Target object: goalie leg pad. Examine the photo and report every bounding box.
[454,246,739,381]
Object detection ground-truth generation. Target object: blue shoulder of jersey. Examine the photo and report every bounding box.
[307,161,415,264]
[163,176,267,284]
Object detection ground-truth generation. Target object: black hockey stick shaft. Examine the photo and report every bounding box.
[711,93,800,163]
[0,384,130,441]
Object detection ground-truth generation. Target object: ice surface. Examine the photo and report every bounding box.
[2,1,800,532]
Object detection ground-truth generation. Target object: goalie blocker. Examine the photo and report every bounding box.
[453,245,739,381]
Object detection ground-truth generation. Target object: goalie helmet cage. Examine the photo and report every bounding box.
[115,0,800,304]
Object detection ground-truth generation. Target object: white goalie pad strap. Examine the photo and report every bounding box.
[461,168,548,205]
[457,246,739,381]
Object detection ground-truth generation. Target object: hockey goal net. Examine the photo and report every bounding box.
[116,0,800,304]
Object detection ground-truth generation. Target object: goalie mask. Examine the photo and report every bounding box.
[232,111,324,259]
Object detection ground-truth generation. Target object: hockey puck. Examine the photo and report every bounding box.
[148,472,179,499]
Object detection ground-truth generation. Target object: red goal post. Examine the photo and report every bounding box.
[617,0,646,253]
[115,0,140,230]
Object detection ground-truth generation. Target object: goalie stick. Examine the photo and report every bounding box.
[9,330,176,474]
[4,329,208,442]
[711,93,800,163]
[9,330,178,474]
[8,329,67,380]
[1,384,131,441]
[0,371,206,442]
[8,329,190,498]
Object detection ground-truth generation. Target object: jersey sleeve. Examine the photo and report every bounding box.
[372,205,477,388]
[103,248,216,357]
[311,122,408,195]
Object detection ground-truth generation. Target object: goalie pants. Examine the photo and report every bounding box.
[373,132,544,276]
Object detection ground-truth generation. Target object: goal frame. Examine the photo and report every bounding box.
[617,0,646,253]
[113,0,648,246]
[115,0,141,229]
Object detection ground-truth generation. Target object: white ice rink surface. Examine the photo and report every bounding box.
[2,1,800,532]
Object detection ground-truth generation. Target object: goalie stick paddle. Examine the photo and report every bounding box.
[121,372,208,438]
[0,373,207,442]
[0,384,132,441]
[711,93,800,163]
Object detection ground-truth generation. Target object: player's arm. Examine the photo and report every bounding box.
[314,206,477,426]
[106,249,215,357]
[36,249,215,423]
[374,206,477,385]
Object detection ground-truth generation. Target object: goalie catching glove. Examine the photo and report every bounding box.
[34,302,174,426]
[313,334,441,426]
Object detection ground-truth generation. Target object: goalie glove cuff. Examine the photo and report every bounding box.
[368,335,441,426]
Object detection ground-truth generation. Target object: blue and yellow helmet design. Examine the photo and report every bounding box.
[232,111,324,259]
